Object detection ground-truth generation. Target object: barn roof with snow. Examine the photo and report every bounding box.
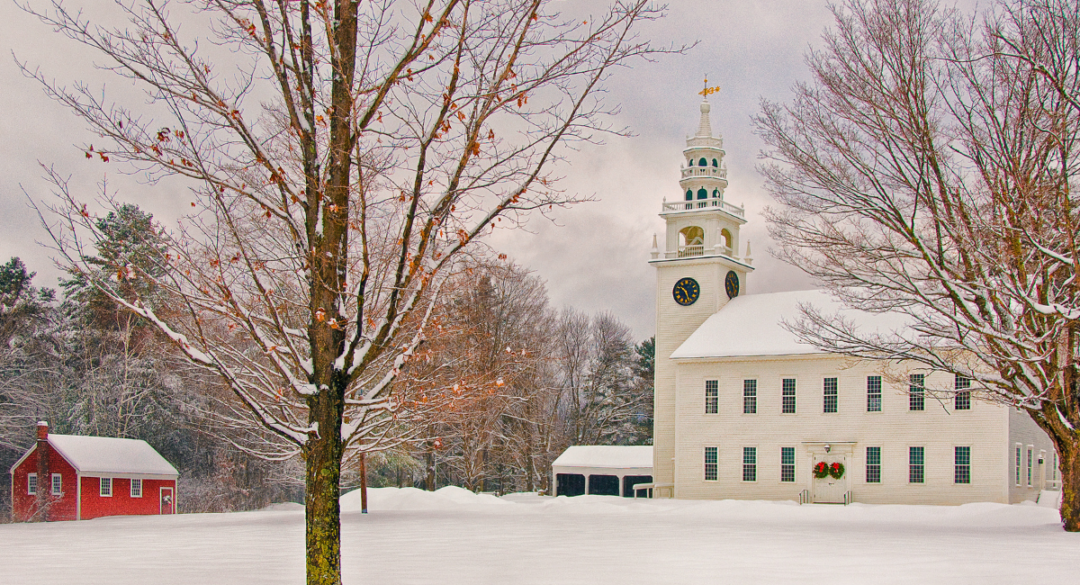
[670,289,912,360]
[551,445,653,470]
[10,434,179,479]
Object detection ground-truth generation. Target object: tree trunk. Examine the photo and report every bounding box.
[1058,440,1080,532]
[359,451,368,514]
[425,448,435,491]
[304,389,343,585]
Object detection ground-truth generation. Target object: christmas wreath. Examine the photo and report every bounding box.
[829,462,845,480]
[813,461,830,479]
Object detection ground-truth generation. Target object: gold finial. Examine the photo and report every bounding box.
[699,77,721,98]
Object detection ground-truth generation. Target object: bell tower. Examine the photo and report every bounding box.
[649,90,754,496]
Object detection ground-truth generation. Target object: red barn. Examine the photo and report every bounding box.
[9,422,179,521]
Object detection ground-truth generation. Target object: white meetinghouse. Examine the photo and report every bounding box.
[648,94,1057,505]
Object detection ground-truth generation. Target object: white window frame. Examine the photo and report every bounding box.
[867,375,882,412]
[51,473,62,496]
[780,447,795,483]
[781,378,797,414]
[866,446,881,484]
[100,477,113,497]
[909,446,925,484]
[954,375,971,410]
[1053,452,1059,481]
[742,447,757,482]
[954,446,971,484]
[1027,446,1034,487]
[909,374,925,411]
[27,472,37,495]
[131,478,143,498]
[1015,444,1022,486]
[823,377,838,413]
[704,447,718,481]
[704,380,719,414]
[743,380,757,414]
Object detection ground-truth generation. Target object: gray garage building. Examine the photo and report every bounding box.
[551,446,653,497]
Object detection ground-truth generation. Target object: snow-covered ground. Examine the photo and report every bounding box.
[1,487,1076,584]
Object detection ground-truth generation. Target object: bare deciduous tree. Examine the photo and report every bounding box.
[756,0,1080,529]
[22,0,670,581]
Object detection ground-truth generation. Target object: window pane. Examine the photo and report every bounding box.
[867,376,882,412]
[782,379,796,414]
[909,447,924,483]
[955,446,971,484]
[955,375,971,410]
[743,380,757,414]
[780,447,795,482]
[52,474,62,496]
[909,374,925,411]
[743,447,756,482]
[705,380,719,414]
[823,378,838,413]
[131,478,143,498]
[28,473,37,495]
[101,477,112,497]
[1027,447,1033,486]
[705,447,718,481]
[866,447,881,483]
[1015,445,1022,486]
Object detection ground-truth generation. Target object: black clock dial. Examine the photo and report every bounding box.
[673,277,701,306]
[725,271,740,299]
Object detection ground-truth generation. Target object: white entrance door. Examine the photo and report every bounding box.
[812,456,848,504]
[160,487,175,514]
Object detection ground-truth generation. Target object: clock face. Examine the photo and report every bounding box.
[725,271,740,299]
[673,277,701,306]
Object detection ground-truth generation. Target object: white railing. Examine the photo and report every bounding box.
[799,489,811,504]
[681,167,728,180]
[678,245,704,258]
[1047,480,1061,490]
[661,198,745,218]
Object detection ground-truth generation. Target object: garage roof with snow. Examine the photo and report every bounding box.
[551,446,653,470]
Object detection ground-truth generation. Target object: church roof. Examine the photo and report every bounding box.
[670,289,910,360]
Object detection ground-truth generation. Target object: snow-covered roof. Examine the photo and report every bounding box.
[671,289,911,360]
[44,435,178,478]
[551,446,653,470]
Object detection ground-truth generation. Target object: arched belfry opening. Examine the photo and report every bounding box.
[698,157,708,167]
[720,228,733,253]
[678,226,704,257]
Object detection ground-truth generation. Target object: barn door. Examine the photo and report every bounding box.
[160,487,175,515]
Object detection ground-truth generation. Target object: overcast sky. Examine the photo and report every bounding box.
[0,0,833,341]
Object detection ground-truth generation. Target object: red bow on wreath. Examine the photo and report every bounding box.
[813,461,829,478]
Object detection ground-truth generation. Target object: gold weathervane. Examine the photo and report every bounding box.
[699,77,721,97]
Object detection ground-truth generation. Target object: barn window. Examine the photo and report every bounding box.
[27,473,37,495]
[100,477,113,497]
[51,473,62,496]
[131,478,143,498]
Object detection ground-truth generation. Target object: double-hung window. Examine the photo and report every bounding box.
[51,473,62,496]
[100,477,113,497]
[1027,446,1034,486]
[705,380,719,414]
[1053,452,1059,483]
[909,447,925,483]
[955,447,971,484]
[743,380,757,414]
[954,375,971,410]
[909,374,925,411]
[704,447,718,481]
[866,447,881,483]
[780,447,795,482]
[27,473,37,495]
[131,478,143,498]
[781,379,796,414]
[823,378,838,413]
[867,376,882,412]
[1015,444,1022,486]
[742,447,757,482]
